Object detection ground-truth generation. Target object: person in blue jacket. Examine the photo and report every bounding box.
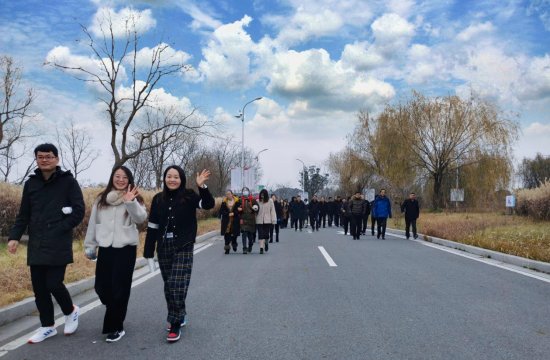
[372,189,392,239]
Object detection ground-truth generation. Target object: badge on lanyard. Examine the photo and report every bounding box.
[165,232,174,239]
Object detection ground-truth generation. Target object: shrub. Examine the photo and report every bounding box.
[516,180,550,221]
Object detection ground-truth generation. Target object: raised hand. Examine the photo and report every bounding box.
[123,184,140,202]
[196,169,211,188]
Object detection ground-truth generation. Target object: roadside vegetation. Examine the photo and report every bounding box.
[392,212,550,263]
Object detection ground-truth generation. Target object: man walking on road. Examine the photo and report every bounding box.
[348,192,366,240]
[373,189,392,240]
[308,195,321,231]
[7,143,85,344]
[401,192,420,239]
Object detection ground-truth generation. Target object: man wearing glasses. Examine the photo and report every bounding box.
[7,143,85,344]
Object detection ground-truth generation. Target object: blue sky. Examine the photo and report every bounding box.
[1,0,549,187]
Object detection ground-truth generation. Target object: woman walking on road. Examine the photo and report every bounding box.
[84,166,147,342]
[256,189,277,254]
[237,187,259,254]
[219,190,240,254]
[144,166,214,342]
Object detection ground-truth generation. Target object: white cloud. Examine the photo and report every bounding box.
[514,122,550,164]
[456,21,495,42]
[371,13,415,55]
[340,41,385,71]
[517,54,550,101]
[265,0,374,48]
[90,7,156,39]
[132,43,192,69]
[197,16,258,89]
[387,0,416,17]
[275,7,343,47]
[45,46,128,91]
[266,47,395,113]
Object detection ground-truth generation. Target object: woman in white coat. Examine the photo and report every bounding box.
[255,189,277,254]
[84,166,147,342]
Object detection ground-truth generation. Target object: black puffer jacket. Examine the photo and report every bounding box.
[9,167,85,266]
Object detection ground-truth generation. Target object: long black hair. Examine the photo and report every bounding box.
[259,189,269,203]
[98,166,143,208]
[162,165,194,202]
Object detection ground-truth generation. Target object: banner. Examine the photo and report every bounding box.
[230,167,257,193]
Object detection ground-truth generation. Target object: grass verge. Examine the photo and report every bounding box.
[0,218,220,308]
[391,213,550,263]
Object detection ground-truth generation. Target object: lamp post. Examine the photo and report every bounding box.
[235,97,262,192]
[296,158,306,197]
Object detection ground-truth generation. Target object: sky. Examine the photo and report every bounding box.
[1,0,549,189]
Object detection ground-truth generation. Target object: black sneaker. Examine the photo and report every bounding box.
[106,330,125,343]
[233,247,237,252]
[260,249,264,254]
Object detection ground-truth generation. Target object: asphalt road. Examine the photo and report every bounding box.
[2,226,550,360]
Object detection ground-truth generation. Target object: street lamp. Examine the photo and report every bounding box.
[235,97,262,192]
[254,148,268,162]
[296,158,306,197]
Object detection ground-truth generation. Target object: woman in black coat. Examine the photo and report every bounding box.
[219,190,240,254]
[144,166,214,343]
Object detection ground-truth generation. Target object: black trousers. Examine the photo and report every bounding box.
[320,214,326,228]
[224,233,238,250]
[95,245,136,333]
[371,216,377,235]
[334,213,340,227]
[362,215,370,233]
[342,217,350,235]
[242,231,255,249]
[350,214,362,238]
[405,218,417,238]
[328,213,334,226]
[292,218,303,231]
[309,214,319,230]
[377,217,388,237]
[30,265,74,327]
[269,223,280,242]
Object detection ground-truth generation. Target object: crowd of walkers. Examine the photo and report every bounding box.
[6,143,420,348]
[219,187,421,251]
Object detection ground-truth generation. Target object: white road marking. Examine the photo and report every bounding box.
[388,233,550,284]
[0,242,214,357]
[318,246,337,267]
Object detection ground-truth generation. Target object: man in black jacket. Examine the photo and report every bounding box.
[8,143,85,343]
[348,192,366,240]
[308,195,321,231]
[401,192,420,239]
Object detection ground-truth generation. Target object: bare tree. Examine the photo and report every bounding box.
[209,140,241,195]
[56,119,100,180]
[1,56,34,150]
[46,11,203,169]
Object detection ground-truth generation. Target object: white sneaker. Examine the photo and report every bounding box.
[28,327,57,344]
[64,305,79,335]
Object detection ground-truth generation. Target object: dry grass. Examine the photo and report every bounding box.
[516,180,550,220]
[0,218,220,308]
[391,212,550,263]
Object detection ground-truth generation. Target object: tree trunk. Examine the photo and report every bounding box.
[432,172,443,210]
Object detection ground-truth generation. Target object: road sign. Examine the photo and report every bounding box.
[505,195,515,208]
[450,188,464,202]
